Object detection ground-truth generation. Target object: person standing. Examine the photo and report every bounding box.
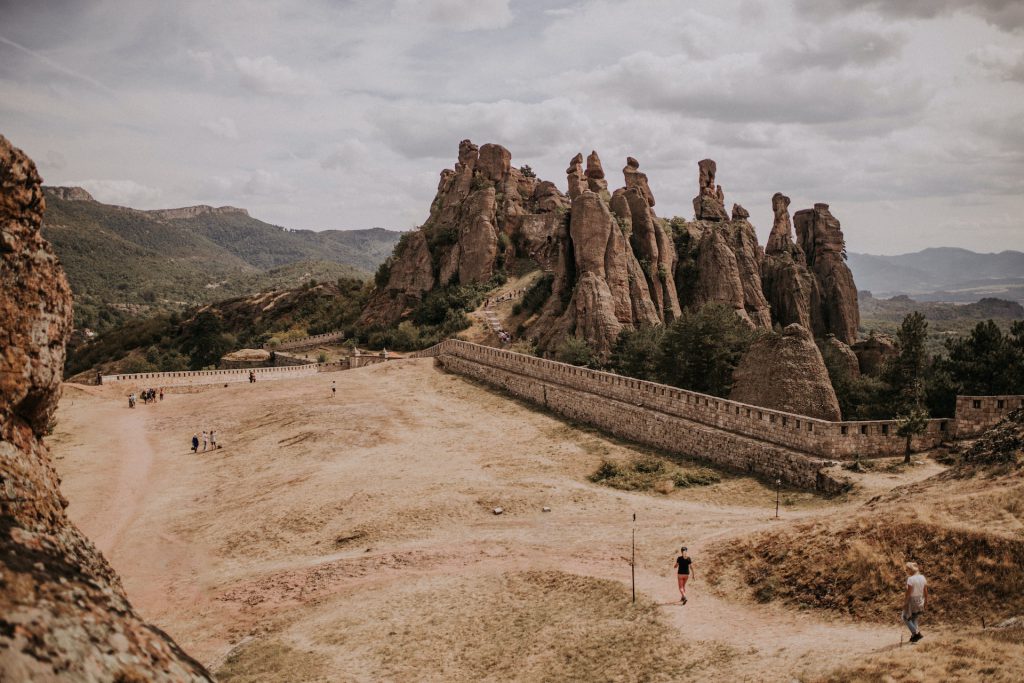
[209,430,216,449]
[201,430,208,452]
[191,433,199,453]
[159,387,164,401]
[903,562,928,642]
[331,380,336,398]
[674,546,695,604]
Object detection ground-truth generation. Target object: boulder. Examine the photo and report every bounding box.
[852,333,897,377]
[0,134,211,681]
[822,335,861,379]
[566,152,586,200]
[585,150,607,193]
[730,324,843,421]
[623,156,655,206]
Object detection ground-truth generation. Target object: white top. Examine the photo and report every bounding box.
[907,573,926,597]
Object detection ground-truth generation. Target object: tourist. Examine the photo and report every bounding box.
[331,380,336,398]
[673,546,695,604]
[159,387,164,401]
[128,393,136,409]
[902,562,928,642]
[209,430,216,449]
[191,433,199,453]
[201,430,208,452]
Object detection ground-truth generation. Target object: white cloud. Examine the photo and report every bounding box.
[391,0,513,31]
[64,179,163,207]
[200,116,240,140]
[234,55,323,95]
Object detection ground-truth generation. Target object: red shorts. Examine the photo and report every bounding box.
[677,574,689,596]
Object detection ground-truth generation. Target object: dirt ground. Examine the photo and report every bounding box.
[51,360,967,681]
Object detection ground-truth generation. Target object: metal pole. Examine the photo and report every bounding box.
[775,479,781,519]
[631,512,636,604]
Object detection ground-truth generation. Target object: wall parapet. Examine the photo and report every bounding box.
[420,339,1020,460]
[263,330,346,351]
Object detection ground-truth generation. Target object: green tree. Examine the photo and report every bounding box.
[942,319,1024,395]
[180,311,234,369]
[885,312,929,414]
[609,326,664,381]
[654,304,755,396]
[896,408,930,464]
[556,337,597,367]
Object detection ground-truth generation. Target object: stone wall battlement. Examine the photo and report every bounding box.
[263,330,346,351]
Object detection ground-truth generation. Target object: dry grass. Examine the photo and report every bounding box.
[304,570,737,682]
[816,631,1024,682]
[590,456,721,493]
[216,640,330,682]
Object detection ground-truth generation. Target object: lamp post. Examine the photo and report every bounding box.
[631,512,636,604]
[775,479,781,519]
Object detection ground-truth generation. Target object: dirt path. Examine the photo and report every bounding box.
[51,362,939,681]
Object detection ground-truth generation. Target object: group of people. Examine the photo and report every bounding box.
[483,289,525,307]
[127,387,163,408]
[190,430,218,453]
[671,549,928,643]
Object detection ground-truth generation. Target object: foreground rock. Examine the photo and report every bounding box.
[729,324,843,421]
[0,135,211,681]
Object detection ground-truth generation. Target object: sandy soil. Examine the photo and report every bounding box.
[51,360,949,681]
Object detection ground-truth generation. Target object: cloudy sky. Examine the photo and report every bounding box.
[2,0,1022,254]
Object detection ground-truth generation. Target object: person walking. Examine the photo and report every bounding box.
[674,546,695,604]
[201,430,208,452]
[902,562,928,642]
[191,433,199,453]
[209,430,216,449]
[331,380,336,398]
[159,387,164,401]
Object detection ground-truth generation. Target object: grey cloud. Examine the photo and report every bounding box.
[969,45,1024,81]
[795,0,1024,33]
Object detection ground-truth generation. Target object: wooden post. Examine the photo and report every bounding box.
[775,479,781,519]
[631,512,636,604]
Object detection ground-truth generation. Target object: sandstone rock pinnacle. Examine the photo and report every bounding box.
[692,158,729,221]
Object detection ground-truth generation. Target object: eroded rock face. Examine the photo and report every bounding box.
[852,333,897,377]
[0,135,211,681]
[730,324,843,421]
[761,192,814,331]
[822,334,861,379]
[692,158,728,221]
[794,203,860,345]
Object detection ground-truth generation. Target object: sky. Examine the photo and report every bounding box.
[1,0,1023,254]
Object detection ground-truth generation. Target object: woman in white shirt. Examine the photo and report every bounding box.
[902,562,928,642]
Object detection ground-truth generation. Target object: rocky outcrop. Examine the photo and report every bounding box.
[730,324,843,421]
[146,205,249,220]
[360,144,862,372]
[676,162,771,328]
[821,334,861,379]
[761,192,814,331]
[43,186,95,201]
[692,158,728,221]
[358,139,568,329]
[852,333,897,377]
[0,135,211,681]
[794,203,860,344]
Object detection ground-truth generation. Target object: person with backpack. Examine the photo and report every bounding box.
[673,546,695,604]
[191,433,199,453]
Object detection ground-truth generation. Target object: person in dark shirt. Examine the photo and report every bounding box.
[673,546,695,604]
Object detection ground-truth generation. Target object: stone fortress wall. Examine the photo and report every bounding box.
[409,339,1023,491]
[262,329,346,351]
[100,353,386,387]
[954,395,1024,437]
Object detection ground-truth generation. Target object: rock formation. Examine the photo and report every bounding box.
[675,162,771,328]
[821,334,861,379]
[852,332,897,377]
[359,143,862,375]
[692,159,728,221]
[730,324,843,421]
[793,203,860,344]
[0,135,211,681]
[761,192,814,331]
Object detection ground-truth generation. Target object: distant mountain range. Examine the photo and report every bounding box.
[848,247,1024,303]
[40,186,403,330]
